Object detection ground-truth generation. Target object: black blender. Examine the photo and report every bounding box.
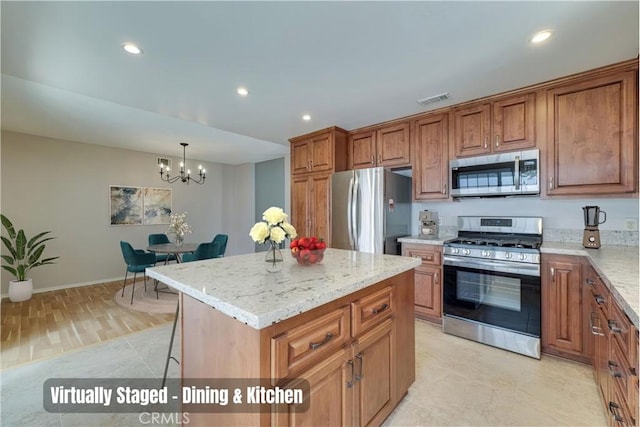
[582,206,607,248]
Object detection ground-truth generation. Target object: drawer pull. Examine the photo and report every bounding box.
[372,303,389,315]
[609,402,624,422]
[309,332,333,350]
[608,360,623,378]
[594,295,605,305]
[586,278,595,286]
[608,321,626,334]
[355,353,363,381]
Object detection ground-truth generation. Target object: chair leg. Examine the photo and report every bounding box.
[122,270,129,297]
[131,272,137,304]
[144,274,147,293]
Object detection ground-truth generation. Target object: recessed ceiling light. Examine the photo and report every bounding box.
[530,30,552,44]
[302,115,311,121]
[122,43,142,54]
[237,87,249,96]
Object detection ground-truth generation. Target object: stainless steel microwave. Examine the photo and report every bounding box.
[450,149,540,197]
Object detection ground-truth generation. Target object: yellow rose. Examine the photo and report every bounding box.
[249,222,270,244]
[262,207,287,226]
[280,221,297,239]
[270,226,286,244]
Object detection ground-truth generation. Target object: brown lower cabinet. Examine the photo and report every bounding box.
[401,243,442,323]
[181,270,415,426]
[584,264,639,426]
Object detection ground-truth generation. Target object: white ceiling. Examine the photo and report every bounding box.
[1,1,638,165]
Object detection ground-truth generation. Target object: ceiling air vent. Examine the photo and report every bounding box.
[416,92,450,107]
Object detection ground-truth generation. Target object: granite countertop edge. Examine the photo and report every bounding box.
[147,252,421,330]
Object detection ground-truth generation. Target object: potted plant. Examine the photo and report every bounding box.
[1,214,59,302]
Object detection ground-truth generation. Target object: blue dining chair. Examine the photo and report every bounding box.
[119,241,157,304]
[182,241,221,263]
[211,234,228,257]
[148,234,178,264]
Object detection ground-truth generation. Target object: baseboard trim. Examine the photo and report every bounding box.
[1,276,125,299]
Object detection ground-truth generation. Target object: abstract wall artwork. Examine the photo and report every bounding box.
[143,188,172,225]
[110,186,143,225]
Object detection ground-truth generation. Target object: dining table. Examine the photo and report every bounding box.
[147,243,198,263]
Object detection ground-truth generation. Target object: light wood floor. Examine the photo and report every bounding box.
[1,280,173,370]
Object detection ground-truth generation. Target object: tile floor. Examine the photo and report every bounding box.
[1,319,607,426]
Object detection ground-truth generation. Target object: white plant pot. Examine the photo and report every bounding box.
[8,278,33,302]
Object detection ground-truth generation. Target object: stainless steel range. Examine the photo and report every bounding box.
[442,216,543,359]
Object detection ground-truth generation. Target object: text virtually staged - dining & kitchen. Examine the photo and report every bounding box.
[1,2,639,426]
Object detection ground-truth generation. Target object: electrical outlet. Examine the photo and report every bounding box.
[623,218,638,231]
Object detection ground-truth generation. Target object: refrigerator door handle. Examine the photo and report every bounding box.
[347,174,355,250]
[352,173,360,251]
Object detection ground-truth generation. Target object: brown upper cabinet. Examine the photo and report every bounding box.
[413,113,449,200]
[453,93,536,157]
[347,121,411,169]
[290,127,348,176]
[546,69,637,195]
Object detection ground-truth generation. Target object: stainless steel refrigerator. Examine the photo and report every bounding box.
[331,167,411,255]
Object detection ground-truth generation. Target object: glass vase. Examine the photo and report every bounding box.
[264,242,284,273]
[174,234,184,247]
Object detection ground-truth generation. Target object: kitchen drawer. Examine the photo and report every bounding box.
[610,379,636,427]
[271,306,350,381]
[610,336,637,412]
[351,286,394,337]
[403,244,442,267]
[610,301,635,364]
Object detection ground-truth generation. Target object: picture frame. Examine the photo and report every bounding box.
[109,186,143,226]
[143,187,172,225]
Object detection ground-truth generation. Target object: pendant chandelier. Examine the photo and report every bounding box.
[159,143,206,185]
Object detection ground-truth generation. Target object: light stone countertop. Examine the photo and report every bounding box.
[398,236,453,246]
[146,248,421,330]
[541,242,639,328]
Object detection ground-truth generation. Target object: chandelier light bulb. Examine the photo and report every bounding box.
[158,142,206,185]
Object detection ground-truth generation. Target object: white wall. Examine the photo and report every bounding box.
[0,131,256,293]
[412,197,639,234]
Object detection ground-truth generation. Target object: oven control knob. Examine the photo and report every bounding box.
[452,248,459,255]
[482,250,491,257]
[519,254,527,261]
[463,249,471,255]
[505,253,512,259]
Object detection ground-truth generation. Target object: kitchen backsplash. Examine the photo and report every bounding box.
[411,197,639,246]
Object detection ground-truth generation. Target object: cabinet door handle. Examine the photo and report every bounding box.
[484,137,488,149]
[548,177,554,190]
[550,267,555,281]
[355,353,363,382]
[442,184,447,195]
[309,332,333,350]
[434,271,440,285]
[346,359,354,388]
[371,155,374,165]
[372,303,389,315]
[377,154,381,164]
[590,311,604,336]
[495,135,500,147]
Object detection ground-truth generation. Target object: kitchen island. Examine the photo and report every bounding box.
[147,248,421,426]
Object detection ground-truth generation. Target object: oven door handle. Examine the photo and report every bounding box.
[444,255,540,277]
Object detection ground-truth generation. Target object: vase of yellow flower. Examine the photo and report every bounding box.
[249,207,297,272]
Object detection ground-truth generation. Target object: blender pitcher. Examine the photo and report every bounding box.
[583,206,607,228]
